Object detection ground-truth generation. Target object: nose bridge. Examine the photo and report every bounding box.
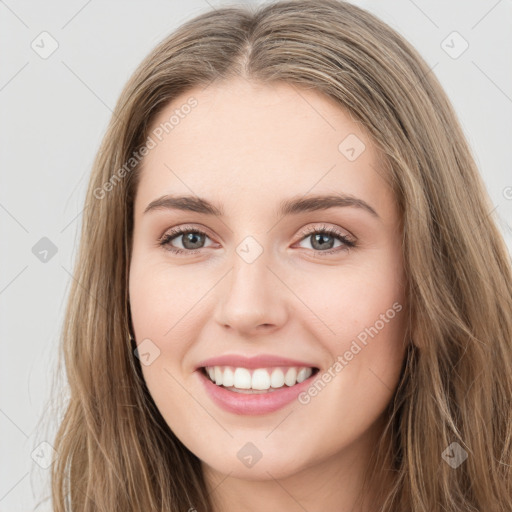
[213,234,288,334]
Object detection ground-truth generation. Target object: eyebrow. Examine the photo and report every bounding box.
[143,193,379,219]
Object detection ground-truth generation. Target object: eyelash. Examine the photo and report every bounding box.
[157,224,356,257]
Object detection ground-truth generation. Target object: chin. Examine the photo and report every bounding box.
[200,449,310,482]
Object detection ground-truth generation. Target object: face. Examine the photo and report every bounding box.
[129,78,407,483]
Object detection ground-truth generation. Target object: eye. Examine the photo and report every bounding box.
[158,223,356,256]
[158,225,213,255]
[295,224,356,255]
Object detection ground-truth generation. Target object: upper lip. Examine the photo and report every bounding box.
[195,354,319,370]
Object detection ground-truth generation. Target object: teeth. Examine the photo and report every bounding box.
[204,365,314,390]
[223,367,234,387]
[252,369,271,390]
[270,368,285,388]
[233,368,252,389]
[214,366,223,386]
[284,367,297,386]
[296,367,310,383]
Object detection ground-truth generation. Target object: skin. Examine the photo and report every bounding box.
[129,77,408,512]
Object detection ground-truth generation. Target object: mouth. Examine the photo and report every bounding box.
[200,365,320,394]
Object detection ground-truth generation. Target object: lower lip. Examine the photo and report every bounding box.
[197,368,318,415]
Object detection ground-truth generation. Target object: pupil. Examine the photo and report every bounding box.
[184,232,203,249]
[312,233,333,250]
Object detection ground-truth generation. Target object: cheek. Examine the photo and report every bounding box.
[299,257,407,403]
[287,268,406,458]
[128,264,193,421]
[296,258,405,344]
[129,256,200,341]
[128,260,200,425]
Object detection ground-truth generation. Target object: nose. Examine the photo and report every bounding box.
[213,250,289,337]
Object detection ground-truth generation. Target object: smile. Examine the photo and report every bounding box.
[202,365,319,393]
[197,365,320,415]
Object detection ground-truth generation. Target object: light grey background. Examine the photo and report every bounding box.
[1,0,511,510]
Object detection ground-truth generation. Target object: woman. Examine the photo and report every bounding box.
[50,0,512,510]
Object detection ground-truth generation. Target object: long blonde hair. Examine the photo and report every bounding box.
[47,0,512,510]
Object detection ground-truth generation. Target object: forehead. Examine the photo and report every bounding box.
[134,79,394,222]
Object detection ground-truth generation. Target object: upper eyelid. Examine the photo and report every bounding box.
[300,224,353,238]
